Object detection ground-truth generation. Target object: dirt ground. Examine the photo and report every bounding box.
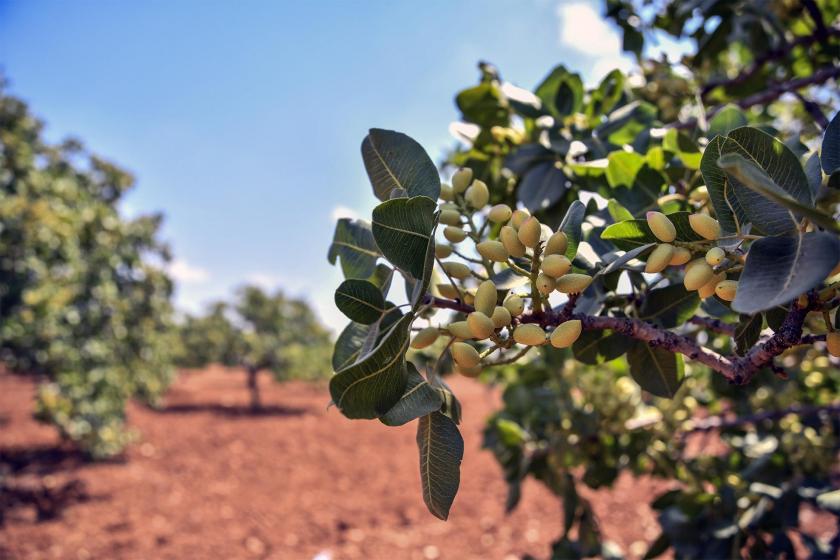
[0,367,812,559]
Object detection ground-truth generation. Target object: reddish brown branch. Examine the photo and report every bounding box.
[423,294,824,386]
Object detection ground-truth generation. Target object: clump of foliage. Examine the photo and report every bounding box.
[327,0,840,557]
[174,285,332,409]
[0,81,176,457]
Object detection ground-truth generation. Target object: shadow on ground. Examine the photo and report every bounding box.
[157,402,310,417]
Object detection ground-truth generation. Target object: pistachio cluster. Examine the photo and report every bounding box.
[644,211,739,301]
[411,167,587,376]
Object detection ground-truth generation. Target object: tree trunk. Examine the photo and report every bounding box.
[246,365,261,411]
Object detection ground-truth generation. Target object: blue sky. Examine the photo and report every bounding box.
[0,0,645,331]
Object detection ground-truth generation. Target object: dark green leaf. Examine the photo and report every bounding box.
[380,363,443,426]
[596,243,655,277]
[517,161,568,212]
[362,129,441,201]
[371,196,437,279]
[417,411,464,520]
[627,342,684,398]
[534,65,583,119]
[329,313,413,419]
[332,322,370,371]
[734,314,762,355]
[821,110,840,175]
[587,69,625,118]
[639,284,700,329]
[718,153,840,233]
[733,232,840,314]
[559,200,586,259]
[335,279,387,324]
[708,105,747,138]
[572,329,633,364]
[327,218,380,279]
[456,82,509,128]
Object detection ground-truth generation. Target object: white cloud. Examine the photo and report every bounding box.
[556,2,620,55]
[330,205,361,222]
[167,259,209,284]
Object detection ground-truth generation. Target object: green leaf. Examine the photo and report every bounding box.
[367,263,394,295]
[626,342,684,398]
[701,127,812,235]
[597,100,657,147]
[638,284,700,329]
[733,232,840,314]
[601,219,656,250]
[607,198,634,222]
[405,211,439,309]
[362,129,441,201]
[821,110,840,175]
[734,314,762,356]
[718,153,840,233]
[335,279,387,324]
[596,243,655,277]
[327,218,380,279]
[663,129,701,169]
[332,322,370,371]
[456,82,509,128]
[380,363,443,426]
[572,329,632,365]
[534,65,583,118]
[587,69,625,118]
[708,104,747,138]
[606,151,645,189]
[517,161,568,212]
[559,200,586,259]
[606,151,665,214]
[417,411,464,520]
[371,196,437,279]
[329,313,413,419]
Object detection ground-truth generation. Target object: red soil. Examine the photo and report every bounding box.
[0,367,820,559]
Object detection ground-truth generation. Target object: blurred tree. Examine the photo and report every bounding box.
[0,79,176,457]
[174,286,332,410]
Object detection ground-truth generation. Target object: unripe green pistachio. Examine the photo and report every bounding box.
[447,321,474,340]
[439,209,461,226]
[669,247,692,266]
[439,183,454,201]
[476,240,509,263]
[536,273,556,295]
[684,261,714,291]
[544,231,568,256]
[510,209,530,229]
[458,364,483,378]
[645,243,674,274]
[541,254,572,277]
[474,279,498,316]
[698,272,725,299]
[504,294,525,316]
[465,180,490,208]
[549,320,582,348]
[491,306,512,328]
[827,332,840,357]
[513,323,546,346]
[555,273,592,294]
[451,341,480,367]
[689,213,721,241]
[452,168,473,193]
[441,261,471,280]
[436,283,461,300]
[500,225,526,258]
[705,247,725,266]
[435,243,453,259]
[714,279,738,302]
[443,226,467,243]
[798,294,809,308]
[467,311,496,339]
[411,326,440,349]
[488,204,513,223]
[439,202,459,213]
[463,290,475,306]
[518,216,542,248]
[646,211,676,242]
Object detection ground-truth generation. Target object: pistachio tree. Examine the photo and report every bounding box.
[174,286,332,410]
[327,0,840,556]
[0,81,176,457]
